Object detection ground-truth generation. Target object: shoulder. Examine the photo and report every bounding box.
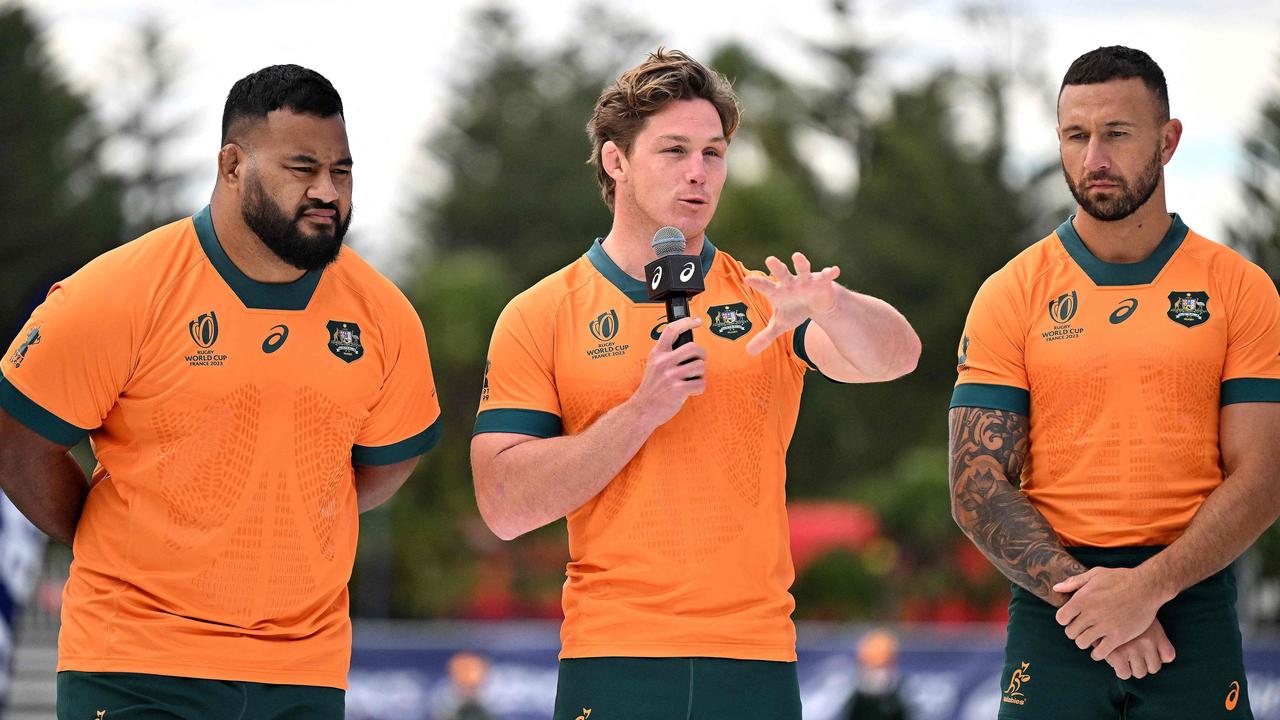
[1182,231,1276,292]
[59,216,203,307]
[326,246,420,323]
[971,231,1062,306]
[501,255,595,322]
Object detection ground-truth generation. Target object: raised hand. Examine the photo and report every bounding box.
[743,252,841,356]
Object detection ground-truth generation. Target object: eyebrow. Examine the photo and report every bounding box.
[287,154,354,166]
[1061,120,1137,132]
[656,134,728,145]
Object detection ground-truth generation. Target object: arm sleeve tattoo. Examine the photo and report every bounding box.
[948,406,1086,606]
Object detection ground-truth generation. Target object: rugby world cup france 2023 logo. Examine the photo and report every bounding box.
[1042,290,1084,343]
[1048,291,1078,324]
[189,311,219,348]
[589,309,619,342]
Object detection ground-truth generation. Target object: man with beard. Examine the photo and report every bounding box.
[950,46,1279,719]
[0,65,441,718]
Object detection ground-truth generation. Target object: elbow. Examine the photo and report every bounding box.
[473,481,528,542]
[889,332,922,380]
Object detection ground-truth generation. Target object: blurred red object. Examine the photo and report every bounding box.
[786,500,880,573]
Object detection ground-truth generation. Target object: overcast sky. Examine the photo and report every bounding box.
[20,0,1280,273]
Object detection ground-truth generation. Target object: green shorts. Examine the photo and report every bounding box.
[998,547,1251,720]
[57,671,344,720]
[553,657,801,720]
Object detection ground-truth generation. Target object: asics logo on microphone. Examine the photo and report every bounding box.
[680,262,696,282]
[650,267,663,290]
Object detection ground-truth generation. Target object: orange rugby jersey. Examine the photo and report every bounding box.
[952,215,1280,547]
[476,239,822,661]
[0,207,441,688]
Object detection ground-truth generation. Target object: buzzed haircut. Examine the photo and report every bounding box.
[587,48,741,210]
[221,64,344,144]
[1060,46,1169,122]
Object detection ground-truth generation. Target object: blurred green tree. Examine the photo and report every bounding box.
[0,5,124,340]
[1227,64,1280,283]
[103,18,196,239]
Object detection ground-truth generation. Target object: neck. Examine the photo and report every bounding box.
[600,216,705,281]
[1072,188,1172,264]
[209,189,308,283]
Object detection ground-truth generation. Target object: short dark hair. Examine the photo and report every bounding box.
[1060,46,1169,121]
[587,48,741,210]
[220,64,344,144]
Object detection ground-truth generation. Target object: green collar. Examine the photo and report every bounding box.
[1056,213,1188,287]
[193,205,324,310]
[586,236,718,303]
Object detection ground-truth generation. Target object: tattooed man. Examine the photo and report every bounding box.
[950,46,1280,720]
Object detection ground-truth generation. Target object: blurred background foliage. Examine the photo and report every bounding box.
[5,1,1280,624]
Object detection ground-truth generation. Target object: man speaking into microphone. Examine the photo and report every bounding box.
[470,49,920,720]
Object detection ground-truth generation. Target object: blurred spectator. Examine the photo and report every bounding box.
[435,652,494,720]
[842,629,910,720]
[0,491,47,711]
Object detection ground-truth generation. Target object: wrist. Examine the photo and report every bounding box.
[809,287,846,323]
[1133,561,1179,606]
[617,394,664,436]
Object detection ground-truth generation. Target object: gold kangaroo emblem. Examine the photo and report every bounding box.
[575,709,592,720]
[1006,662,1031,695]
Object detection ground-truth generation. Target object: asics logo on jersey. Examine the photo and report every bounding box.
[188,311,219,348]
[262,325,289,353]
[1109,298,1139,324]
[1226,680,1241,711]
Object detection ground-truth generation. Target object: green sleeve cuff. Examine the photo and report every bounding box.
[352,418,442,466]
[792,319,853,384]
[0,377,88,446]
[473,408,562,438]
[950,382,1031,415]
[1221,378,1280,406]
[793,319,820,372]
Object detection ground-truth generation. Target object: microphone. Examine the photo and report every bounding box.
[644,226,705,348]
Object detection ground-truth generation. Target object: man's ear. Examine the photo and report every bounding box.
[218,143,247,188]
[602,140,627,185]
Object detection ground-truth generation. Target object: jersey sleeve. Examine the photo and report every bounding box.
[351,292,442,466]
[950,270,1031,414]
[0,273,136,446]
[473,295,563,438]
[1220,260,1280,405]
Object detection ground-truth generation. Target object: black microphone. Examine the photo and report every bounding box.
[644,226,705,348]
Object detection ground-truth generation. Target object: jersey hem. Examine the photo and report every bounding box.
[56,657,347,690]
[560,642,797,662]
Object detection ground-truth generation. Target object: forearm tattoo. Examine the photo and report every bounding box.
[948,407,1086,606]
